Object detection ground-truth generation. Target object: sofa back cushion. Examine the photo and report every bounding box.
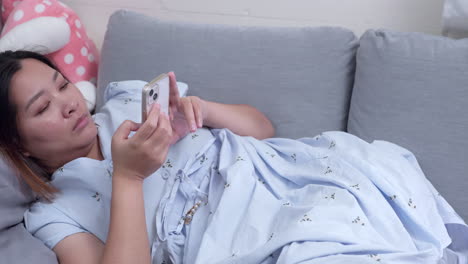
[97,10,358,139]
[348,29,468,221]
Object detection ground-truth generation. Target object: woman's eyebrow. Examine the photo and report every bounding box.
[52,70,59,82]
[25,90,45,111]
[25,71,58,111]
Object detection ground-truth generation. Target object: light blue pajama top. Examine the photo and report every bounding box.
[24,80,467,264]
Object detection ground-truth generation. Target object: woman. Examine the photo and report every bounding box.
[0,50,461,264]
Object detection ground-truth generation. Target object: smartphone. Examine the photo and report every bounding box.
[142,73,170,122]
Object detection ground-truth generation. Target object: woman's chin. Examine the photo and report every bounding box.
[76,125,99,151]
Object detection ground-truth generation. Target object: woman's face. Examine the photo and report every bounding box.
[9,59,97,168]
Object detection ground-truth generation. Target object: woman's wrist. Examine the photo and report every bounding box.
[112,169,146,185]
[200,98,209,125]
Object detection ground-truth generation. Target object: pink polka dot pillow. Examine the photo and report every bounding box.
[1,0,21,23]
[0,0,99,111]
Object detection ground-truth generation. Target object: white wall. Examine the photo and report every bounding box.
[62,0,445,50]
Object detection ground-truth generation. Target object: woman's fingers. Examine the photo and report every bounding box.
[134,104,161,142]
[182,99,197,132]
[145,113,172,165]
[168,71,180,121]
[148,112,172,146]
[168,72,180,98]
[169,106,175,121]
[113,120,140,141]
[112,112,171,180]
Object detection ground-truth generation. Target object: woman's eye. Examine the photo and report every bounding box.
[38,102,49,115]
[60,82,69,90]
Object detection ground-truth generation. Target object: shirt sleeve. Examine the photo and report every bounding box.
[24,202,88,250]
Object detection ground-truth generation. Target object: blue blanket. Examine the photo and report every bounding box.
[163,129,465,264]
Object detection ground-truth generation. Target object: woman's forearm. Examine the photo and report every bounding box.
[101,172,150,264]
[203,100,275,140]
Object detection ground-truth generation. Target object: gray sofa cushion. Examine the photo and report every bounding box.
[348,29,468,221]
[0,223,58,264]
[0,159,33,229]
[97,10,358,139]
[0,159,58,263]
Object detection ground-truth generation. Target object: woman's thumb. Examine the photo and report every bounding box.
[114,120,140,140]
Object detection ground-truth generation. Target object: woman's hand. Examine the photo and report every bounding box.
[111,104,172,181]
[168,72,207,144]
[168,71,274,141]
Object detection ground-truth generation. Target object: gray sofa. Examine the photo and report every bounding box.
[1,9,467,263]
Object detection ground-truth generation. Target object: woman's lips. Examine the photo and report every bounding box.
[73,114,89,131]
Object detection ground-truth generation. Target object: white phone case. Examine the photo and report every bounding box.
[142,73,170,122]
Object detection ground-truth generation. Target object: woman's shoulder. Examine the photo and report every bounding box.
[24,159,114,248]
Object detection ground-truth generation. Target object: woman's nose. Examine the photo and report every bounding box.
[63,100,78,118]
